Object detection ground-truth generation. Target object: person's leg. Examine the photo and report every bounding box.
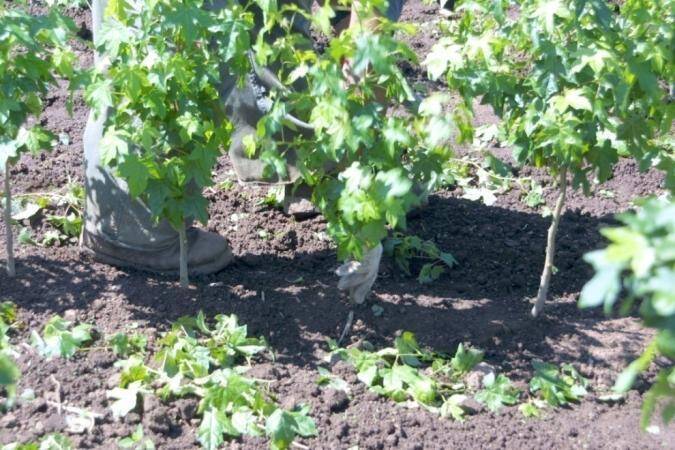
[223,0,320,218]
[82,0,233,275]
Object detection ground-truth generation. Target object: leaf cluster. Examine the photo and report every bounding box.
[1,433,73,450]
[107,312,316,449]
[249,0,451,259]
[580,196,674,427]
[0,1,81,171]
[383,232,457,283]
[0,302,19,410]
[529,360,588,407]
[30,315,93,359]
[89,0,255,230]
[328,333,487,421]
[11,182,85,247]
[425,0,674,193]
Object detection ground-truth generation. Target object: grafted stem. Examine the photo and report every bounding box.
[178,223,189,288]
[4,165,15,277]
[531,168,567,318]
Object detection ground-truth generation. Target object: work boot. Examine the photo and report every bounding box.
[283,183,320,220]
[81,227,233,276]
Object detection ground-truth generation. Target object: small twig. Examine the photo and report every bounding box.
[50,375,62,415]
[337,310,354,346]
[292,442,310,449]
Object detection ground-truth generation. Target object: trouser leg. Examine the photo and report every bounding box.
[83,0,179,251]
[82,0,233,274]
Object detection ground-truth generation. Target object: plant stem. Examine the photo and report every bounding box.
[4,165,15,277]
[178,223,189,288]
[531,168,568,318]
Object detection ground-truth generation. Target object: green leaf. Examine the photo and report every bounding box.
[198,407,227,450]
[107,382,143,419]
[451,343,483,375]
[265,409,297,450]
[118,155,150,198]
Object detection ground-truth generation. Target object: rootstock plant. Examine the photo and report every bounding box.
[580,196,675,428]
[89,0,255,286]
[247,0,451,261]
[425,0,674,316]
[0,0,81,277]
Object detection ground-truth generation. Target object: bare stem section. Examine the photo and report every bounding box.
[178,224,189,288]
[531,169,568,318]
[4,165,15,277]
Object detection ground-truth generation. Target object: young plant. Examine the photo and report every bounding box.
[0,1,79,276]
[474,373,520,412]
[425,0,674,316]
[31,315,93,359]
[118,425,155,450]
[383,232,458,284]
[108,332,147,357]
[89,0,254,287]
[580,196,674,428]
[107,312,316,449]
[529,360,588,407]
[328,333,490,421]
[248,1,449,261]
[1,434,73,450]
[0,306,19,410]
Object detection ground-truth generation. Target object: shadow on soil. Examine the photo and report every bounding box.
[1,194,630,373]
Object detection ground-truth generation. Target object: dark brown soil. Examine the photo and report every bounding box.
[1,2,673,449]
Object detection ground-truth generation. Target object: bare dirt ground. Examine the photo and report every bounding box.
[0,2,673,449]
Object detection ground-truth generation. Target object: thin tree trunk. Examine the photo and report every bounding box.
[4,165,15,277]
[178,224,189,288]
[531,169,568,318]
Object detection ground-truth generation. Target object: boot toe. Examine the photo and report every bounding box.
[187,228,234,275]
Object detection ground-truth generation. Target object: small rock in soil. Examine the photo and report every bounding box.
[175,397,199,421]
[42,414,66,433]
[123,412,141,424]
[31,399,48,413]
[323,389,349,413]
[89,349,116,369]
[385,434,399,447]
[106,373,121,389]
[142,395,161,415]
[459,396,485,415]
[1,413,17,428]
[63,309,78,322]
[465,362,496,390]
[147,407,173,435]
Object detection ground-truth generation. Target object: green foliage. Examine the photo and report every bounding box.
[90,0,253,232]
[11,182,85,246]
[30,315,93,359]
[0,305,19,410]
[107,312,315,449]
[1,434,73,450]
[0,0,82,274]
[529,361,588,407]
[448,343,484,375]
[316,366,350,393]
[474,373,520,412]
[118,425,155,450]
[580,196,674,427]
[108,332,147,357]
[383,232,457,283]
[427,0,674,191]
[328,334,489,421]
[0,1,80,172]
[249,0,449,260]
